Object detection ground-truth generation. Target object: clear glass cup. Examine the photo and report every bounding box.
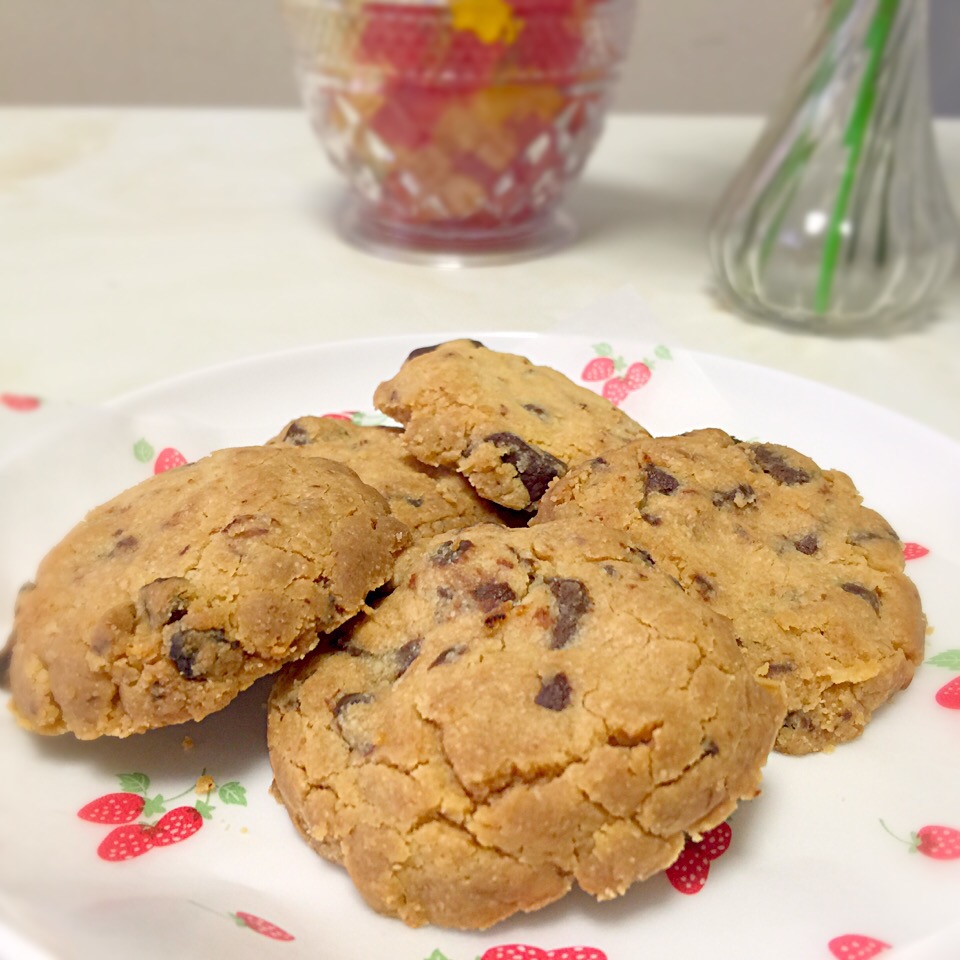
[709,0,960,331]
[280,0,637,265]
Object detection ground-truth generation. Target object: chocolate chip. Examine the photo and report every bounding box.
[712,484,757,508]
[138,577,191,629]
[485,432,566,503]
[794,533,819,555]
[168,628,239,680]
[333,692,375,754]
[630,547,656,566]
[751,445,811,486]
[395,639,421,676]
[545,578,591,649]
[432,539,474,565]
[841,582,881,614]
[766,661,795,676]
[641,513,662,526]
[645,465,679,495]
[436,586,454,600]
[405,339,484,363]
[692,573,715,599]
[523,403,549,419]
[430,644,467,668]
[405,497,424,508]
[783,710,815,731]
[472,581,516,613]
[535,673,572,711]
[113,535,139,553]
[701,738,720,756]
[281,421,311,446]
[333,692,374,718]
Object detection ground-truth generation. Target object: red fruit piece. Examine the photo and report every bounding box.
[322,411,355,421]
[1,393,41,412]
[233,911,295,941]
[98,823,154,861]
[481,948,607,960]
[151,806,203,846]
[78,792,145,825]
[935,676,960,709]
[356,3,435,72]
[828,934,891,959]
[665,845,710,894]
[154,447,187,474]
[623,362,651,390]
[691,821,731,861]
[916,825,960,860]
[902,542,929,560]
[601,377,630,407]
[581,357,615,382]
[514,15,583,75]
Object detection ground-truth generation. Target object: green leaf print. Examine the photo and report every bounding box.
[141,794,167,817]
[117,772,150,794]
[928,650,960,670]
[655,344,673,360]
[133,438,154,463]
[218,781,248,806]
[593,343,613,357]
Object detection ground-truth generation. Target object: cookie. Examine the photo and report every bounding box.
[266,416,515,538]
[8,445,410,739]
[373,340,649,511]
[267,521,785,929]
[534,428,926,755]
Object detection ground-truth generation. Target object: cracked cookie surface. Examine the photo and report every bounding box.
[9,445,410,739]
[267,520,784,929]
[266,416,514,538]
[373,340,649,511]
[534,428,926,755]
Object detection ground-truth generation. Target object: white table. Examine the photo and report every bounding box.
[2,108,959,441]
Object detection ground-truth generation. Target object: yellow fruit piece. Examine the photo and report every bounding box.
[450,0,521,45]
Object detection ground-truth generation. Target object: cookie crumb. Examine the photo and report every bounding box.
[195,774,215,796]
[181,735,194,751]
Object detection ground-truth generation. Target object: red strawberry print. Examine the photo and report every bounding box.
[882,820,960,859]
[902,542,929,560]
[151,806,204,846]
[666,844,711,894]
[78,792,145,825]
[666,822,731,894]
[935,675,960,709]
[0,393,41,412]
[97,823,154,861]
[481,947,607,960]
[153,447,187,474]
[828,934,891,959]
[601,377,631,407]
[233,912,295,942]
[581,357,615,382]
[623,362,651,390]
[916,825,960,859]
[692,821,731,861]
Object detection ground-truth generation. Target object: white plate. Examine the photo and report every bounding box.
[1,333,958,960]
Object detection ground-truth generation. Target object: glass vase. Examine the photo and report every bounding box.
[709,0,959,331]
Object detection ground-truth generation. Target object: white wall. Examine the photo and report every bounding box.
[0,0,954,114]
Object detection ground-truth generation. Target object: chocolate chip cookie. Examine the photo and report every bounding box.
[267,416,514,538]
[8,446,410,739]
[373,340,649,511]
[267,520,785,929]
[535,428,926,755]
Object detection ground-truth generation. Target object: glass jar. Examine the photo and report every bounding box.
[280,0,637,265]
[709,0,959,331]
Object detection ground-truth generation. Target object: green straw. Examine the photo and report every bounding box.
[814,0,900,315]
